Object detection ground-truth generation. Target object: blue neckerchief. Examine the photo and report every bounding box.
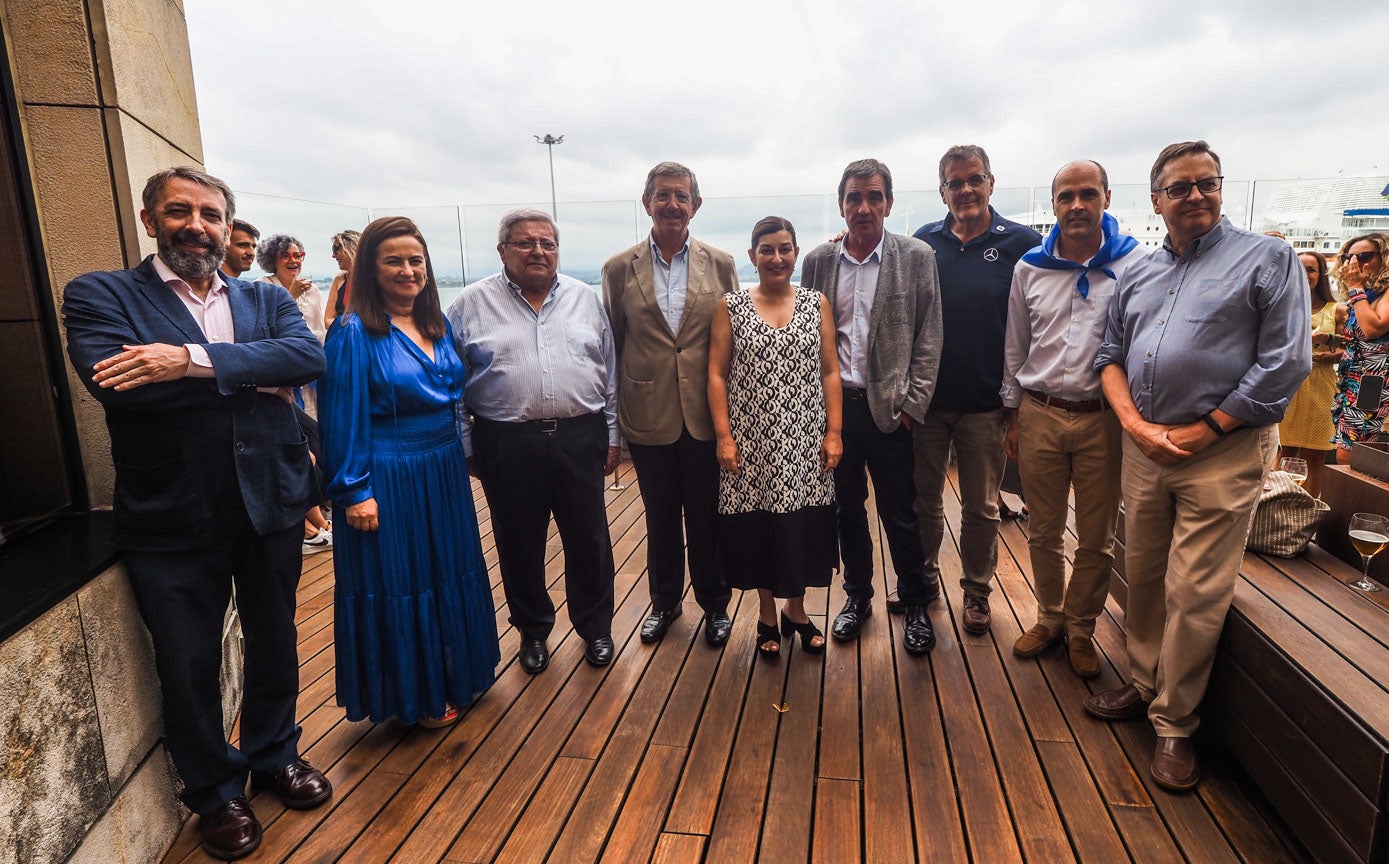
[1021,211,1139,298]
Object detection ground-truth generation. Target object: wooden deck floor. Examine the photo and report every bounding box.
[161,463,1307,863]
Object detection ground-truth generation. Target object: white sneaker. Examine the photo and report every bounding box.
[303,528,333,554]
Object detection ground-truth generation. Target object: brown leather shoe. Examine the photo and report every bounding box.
[252,758,332,810]
[1151,737,1200,792]
[961,595,991,635]
[200,796,261,860]
[1067,635,1101,679]
[1083,684,1149,721]
[1013,623,1061,657]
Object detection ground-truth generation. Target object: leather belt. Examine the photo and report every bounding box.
[1025,389,1106,413]
[476,414,597,434]
[843,386,868,401]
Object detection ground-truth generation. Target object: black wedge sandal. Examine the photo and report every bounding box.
[756,619,782,660]
[780,612,826,654]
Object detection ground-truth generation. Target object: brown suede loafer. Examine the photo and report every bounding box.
[1067,635,1101,679]
[200,796,262,860]
[1083,684,1150,721]
[1013,623,1061,657]
[1151,737,1200,792]
[252,758,332,810]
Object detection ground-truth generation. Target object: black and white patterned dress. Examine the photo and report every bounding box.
[718,287,838,597]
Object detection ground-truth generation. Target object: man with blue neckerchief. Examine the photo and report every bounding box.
[1000,160,1146,680]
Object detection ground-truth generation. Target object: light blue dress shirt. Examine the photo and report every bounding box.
[833,235,884,390]
[650,234,690,335]
[447,271,619,456]
[1095,217,1311,426]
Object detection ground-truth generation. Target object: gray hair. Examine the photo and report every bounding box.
[256,233,304,273]
[643,161,701,201]
[938,145,992,186]
[837,158,893,203]
[142,166,237,221]
[497,209,560,245]
[1149,140,1222,191]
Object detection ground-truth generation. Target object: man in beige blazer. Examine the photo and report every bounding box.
[601,162,739,647]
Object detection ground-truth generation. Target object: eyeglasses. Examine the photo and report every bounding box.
[1341,251,1382,265]
[1156,176,1223,199]
[943,174,990,192]
[503,239,558,253]
[282,251,305,261]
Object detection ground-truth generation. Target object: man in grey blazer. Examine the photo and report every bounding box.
[800,158,944,654]
[601,162,738,647]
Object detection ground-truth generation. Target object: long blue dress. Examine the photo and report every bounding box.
[321,313,499,723]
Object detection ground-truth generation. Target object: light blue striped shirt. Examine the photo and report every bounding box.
[650,234,690,335]
[447,271,619,456]
[833,235,884,389]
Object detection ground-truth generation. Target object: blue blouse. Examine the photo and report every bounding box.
[320,313,465,507]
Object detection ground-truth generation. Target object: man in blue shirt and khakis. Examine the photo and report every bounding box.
[1088,140,1310,792]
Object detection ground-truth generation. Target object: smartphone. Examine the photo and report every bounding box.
[1359,374,1385,412]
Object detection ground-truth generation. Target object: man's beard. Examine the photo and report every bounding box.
[158,227,227,279]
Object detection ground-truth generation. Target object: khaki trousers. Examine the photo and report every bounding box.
[913,409,1005,598]
[1016,397,1121,639]
[1119,425,1276,737]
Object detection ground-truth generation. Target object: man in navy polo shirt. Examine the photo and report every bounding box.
[913,145,1040,635]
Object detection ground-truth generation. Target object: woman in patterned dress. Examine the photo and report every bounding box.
[1332,233,1389,463]
[1277,251,1343,497]
[708,217,842,660]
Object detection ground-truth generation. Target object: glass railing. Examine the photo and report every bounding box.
[228,177,1389,303]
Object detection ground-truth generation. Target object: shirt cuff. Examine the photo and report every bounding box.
[185,343,214,377]
[999,382,1022,409]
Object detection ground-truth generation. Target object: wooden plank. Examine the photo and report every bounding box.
[651,832,707,863]
[811,778,861,864]
[858,590,915,864]
[1109,805,1186,864]
[1034,740,1130,862]
[547,614,702,862]
[599,743,688,864]
[491,756,594,864]
[816,571,860,782]
[760,618,828,864]
[1280,546,1389,646]
[283,769,408,864]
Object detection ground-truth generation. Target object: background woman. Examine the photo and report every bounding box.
[320,216,499,726]
[708,216,841,660]
[1331,233,1389,462]
[1278,251,1342,496]
[324,229,361,333]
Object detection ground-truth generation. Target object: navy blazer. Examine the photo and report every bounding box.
[63,256,326,551]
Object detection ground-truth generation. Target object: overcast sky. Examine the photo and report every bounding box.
[185,0,1389,279]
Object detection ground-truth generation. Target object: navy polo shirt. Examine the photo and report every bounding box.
[915,207,1040,412]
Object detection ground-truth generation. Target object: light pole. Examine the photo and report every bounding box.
[534,133,563,219]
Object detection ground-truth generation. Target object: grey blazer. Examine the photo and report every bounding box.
[800,231,943,433]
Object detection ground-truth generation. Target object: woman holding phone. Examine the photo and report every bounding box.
[1331,233,1389,462]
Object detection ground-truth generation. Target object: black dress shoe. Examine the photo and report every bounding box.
[251,758,332,810]
[640,606,682,644]
[703,610,732,647]
[831,596,873,641]
[200,796,262,860]
[902,605,936,655]
[520,637,550,674]
[585,636,615,667]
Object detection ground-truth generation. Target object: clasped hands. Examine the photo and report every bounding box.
[1128,418,1218,465]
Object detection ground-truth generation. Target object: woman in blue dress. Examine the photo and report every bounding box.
[321,216,498,727]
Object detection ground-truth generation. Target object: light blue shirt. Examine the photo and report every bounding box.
[833,234,884,389]
[447,271,619,456]
[1095,217,1311,426]
[650,234,690,335]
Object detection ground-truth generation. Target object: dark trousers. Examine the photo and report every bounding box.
[123,519,303,815]
[833,395,932,604]
[473,413,616,642]
[628,429,729,615]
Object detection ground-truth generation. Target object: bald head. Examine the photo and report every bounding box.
[1051,160,1108,197]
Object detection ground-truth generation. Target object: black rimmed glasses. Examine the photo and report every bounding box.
[503,239,559,253]
[1156,176,1223,199]
[1341,251,1382,265]
[943,174,990,192]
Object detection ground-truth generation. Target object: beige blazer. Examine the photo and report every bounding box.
[601,236,740,445]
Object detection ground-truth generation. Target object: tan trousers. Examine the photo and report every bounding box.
[1119,425,1276,737]
[913,409,1006,599]
[1016,397,1122,639]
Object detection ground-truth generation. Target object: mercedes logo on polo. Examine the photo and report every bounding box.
[984,248,1000,262]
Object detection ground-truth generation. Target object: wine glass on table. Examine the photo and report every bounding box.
[1347,512,1388,592]
[1278,457,1309,487]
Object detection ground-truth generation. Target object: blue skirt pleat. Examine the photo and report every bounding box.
[332,410,500,723]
